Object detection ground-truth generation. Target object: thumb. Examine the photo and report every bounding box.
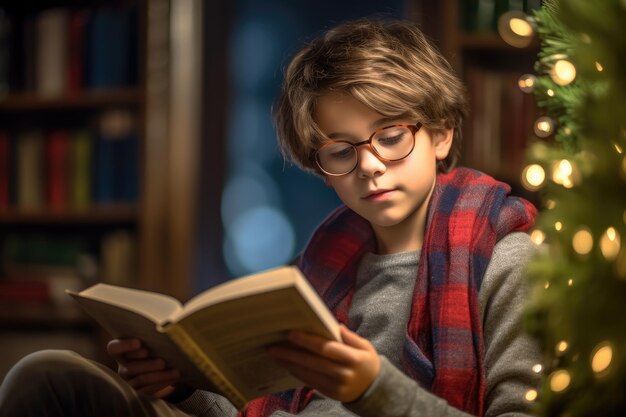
[340,325,372,350]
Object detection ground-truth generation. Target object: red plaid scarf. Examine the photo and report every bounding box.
[241,168,536,416]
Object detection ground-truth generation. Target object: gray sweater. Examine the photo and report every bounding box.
[176,232,542,417]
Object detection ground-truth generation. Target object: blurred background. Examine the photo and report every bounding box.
[0,0,541,377]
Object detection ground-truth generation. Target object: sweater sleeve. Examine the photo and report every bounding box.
[344,232,543,417]
[173,390,238,417]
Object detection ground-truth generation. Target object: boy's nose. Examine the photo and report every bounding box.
[356,146,386,178]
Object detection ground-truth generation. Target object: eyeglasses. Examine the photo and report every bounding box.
[315,122,422,176]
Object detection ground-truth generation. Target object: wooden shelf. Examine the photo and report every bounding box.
[0,205,138,224]
[0,89,143,111]
[0,303,93,329]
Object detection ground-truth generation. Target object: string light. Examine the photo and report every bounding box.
[544,281,550,289]
[521,164,546,190]
[535,116,554,137]
[550,60,577,86]
[591,342,613,375]
[531,229,546,245]
[568,278,573,286]
[532,364,543,373]
[555,221,563,231]
[563,127,572,136]
[600,227,621,260]
[580,33,592,44]
[614,143,623,154]
[573,227,593,255]
[518,74,537,93]
[552,159,574,185]
[556,340,569,354]
[549,369,571,392]
[498,11,534,48]
[546,199,557,209]
[547,88,555,96]
[525,389,538,401]
[595,62,604,72]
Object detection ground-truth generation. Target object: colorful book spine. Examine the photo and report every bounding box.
[36,8,69,97]
[47,130,70,210]
[0,131,9,209]
[16,130,45,210]
[71,130,93,209]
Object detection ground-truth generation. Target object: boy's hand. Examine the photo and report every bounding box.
[268,325,380,403]
[107,338,181,399]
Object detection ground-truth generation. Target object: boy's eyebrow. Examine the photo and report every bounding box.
[326,117,401,139]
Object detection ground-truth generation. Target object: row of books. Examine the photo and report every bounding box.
[0,4,138,97]
[0,230,136,305]
[464,67,536,181]
[0,112,139,210]
[459,0,543,33]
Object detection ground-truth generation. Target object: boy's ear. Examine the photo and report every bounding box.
[433,128,453,161]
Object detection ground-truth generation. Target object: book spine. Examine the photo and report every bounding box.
[47,130,70,210]
[17,130,45,210]
[71,129,93,209]
[163,324,247,410]
[0,131,9,209]
[36,8,68,97]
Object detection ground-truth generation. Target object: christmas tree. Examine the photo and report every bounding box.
[510,0,626,416]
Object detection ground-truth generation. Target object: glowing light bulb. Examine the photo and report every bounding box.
[595,62,604,72]
[531,229,546,245]
[498,11,534,48]
[557,341,569,353]
[549,370,571,392]
[547,89,555,97]
[534,117,554,138]
[555,221,563,231]
[591,342,613,374]
[600,227,621,260]
[521,164,546,190]
[573,228,593,255]
[525,389,538,401]
[568,278,573,286]
[546,200,556,209]
[563,127,572,135]
[544,281,550,289]
[532,364,543,373]
[552,159,574,185]
[550,60,577,86]
[614,143,623,154]
[518,74,537,93]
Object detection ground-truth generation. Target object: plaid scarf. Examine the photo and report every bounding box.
[241,167,536,416]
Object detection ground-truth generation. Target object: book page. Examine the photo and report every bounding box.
[68,293,220,391]
[70,283,182,323]
[174,284,340,400]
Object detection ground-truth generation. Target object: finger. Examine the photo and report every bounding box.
[287,331,358,363]
[339,325,373,350]
[269,345,348,379]
[145,385,176,399]
[119,358,168,379]
[274,358,341,395]
[124,348,150,360]
[126,369,180,391]
[107,338,141,358]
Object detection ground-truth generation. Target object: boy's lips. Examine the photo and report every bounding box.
[362,188,396,200]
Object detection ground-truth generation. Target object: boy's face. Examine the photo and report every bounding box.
[314,93,452,241]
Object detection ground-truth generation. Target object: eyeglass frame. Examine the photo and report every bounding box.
[314,122,423,176]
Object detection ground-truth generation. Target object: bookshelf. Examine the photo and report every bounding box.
[409,0,541,186]
[0,0,150,372]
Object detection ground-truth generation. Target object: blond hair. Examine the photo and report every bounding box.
[274,18,468,175]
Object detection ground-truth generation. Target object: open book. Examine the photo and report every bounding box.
[67,266,340,410]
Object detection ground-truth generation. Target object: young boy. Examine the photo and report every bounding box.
[0,18,541,417]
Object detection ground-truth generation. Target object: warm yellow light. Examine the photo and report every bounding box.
[547,89,555,97]
[615,143,623,154]
[600,227,621,260]
[546,200,557,209]
[557,341,569,353]
[531,229,546,245]
[535,117,554,138]
[563,127,572,135]
[544,281,550,289]
[518,74,537,93]
[555,221,563,231]
[532,364,543,373]
[521,164,546,190]
[509,18,533,37]
[525,389,538,401]
[552,159,575,186]
[549,370,571,392]
[573,228,593,255]
[591,342,613,374]
[551,60,577,86]
[568,278,573,286]
[595,62,604,71]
